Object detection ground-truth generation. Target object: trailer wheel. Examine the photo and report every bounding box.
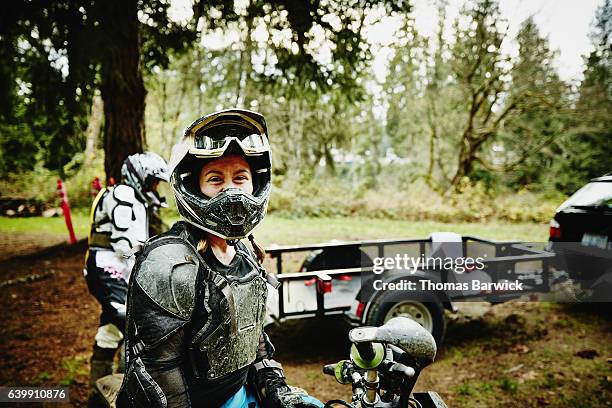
[365,291,446,346]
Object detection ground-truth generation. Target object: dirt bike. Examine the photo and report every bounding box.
[321,316,447,408]
[94,317,447,408]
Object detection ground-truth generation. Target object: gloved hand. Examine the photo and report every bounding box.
[251,359,322,408]
[265,379,321,408]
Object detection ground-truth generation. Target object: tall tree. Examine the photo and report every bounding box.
[494,17,569,187]
[3,0,412,182]
[1,2,96,177]
[1,0,197,181]
[557,0,612,192]
[97,0,146,182]
[448,0,510,187]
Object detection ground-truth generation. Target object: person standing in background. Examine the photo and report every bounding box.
[84,152,169,407]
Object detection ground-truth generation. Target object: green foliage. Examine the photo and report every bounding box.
[3,0,610,209]
[0,162,59,202]
[1,1,96,176]
[0,121,39,176]
[2,0,209,180]
[0,152,104,211]
[494,17,571,190]
[382,0,606,195]
[268,173,561,224]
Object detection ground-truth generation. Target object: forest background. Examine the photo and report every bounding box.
[1,0,611,225]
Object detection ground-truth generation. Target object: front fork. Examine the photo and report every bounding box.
[352,369,395,408]
[363,369,379,406]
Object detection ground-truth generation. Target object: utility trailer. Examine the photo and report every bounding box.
[265,234,556,345]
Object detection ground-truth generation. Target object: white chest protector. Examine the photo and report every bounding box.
[91,185,149,280]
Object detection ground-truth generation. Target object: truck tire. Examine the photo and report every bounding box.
[365,290,446,347]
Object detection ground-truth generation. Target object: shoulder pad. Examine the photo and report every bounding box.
[135,239,199,320]
[113,184,136,204]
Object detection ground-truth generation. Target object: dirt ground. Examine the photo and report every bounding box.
[0,239,610,407]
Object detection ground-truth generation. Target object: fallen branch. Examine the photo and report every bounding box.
[0,271,56,288]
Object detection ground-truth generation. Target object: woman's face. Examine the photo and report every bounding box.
[199,155,253,198]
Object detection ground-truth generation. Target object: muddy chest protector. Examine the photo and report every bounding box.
[122,224,269,407]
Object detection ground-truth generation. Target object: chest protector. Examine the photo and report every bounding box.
[130,228,268,381]
[194,254,268,380]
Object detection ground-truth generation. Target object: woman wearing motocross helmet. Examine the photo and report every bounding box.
[85,152,169,406]
[116,109,322,408]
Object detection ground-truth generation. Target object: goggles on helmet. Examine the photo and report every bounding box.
[185,111,270,158]
[190,133,270,158]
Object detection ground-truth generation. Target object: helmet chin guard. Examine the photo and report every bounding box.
[169,109,272,240]
[176,186,269,240]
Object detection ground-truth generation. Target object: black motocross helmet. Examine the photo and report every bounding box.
[168,109,271,240]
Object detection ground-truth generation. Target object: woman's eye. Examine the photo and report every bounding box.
[208,177,222,183]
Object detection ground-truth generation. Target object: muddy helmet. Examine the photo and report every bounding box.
[168,108,272,240]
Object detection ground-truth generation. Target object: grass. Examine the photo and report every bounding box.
[31,371,52,385]
[0,214,548,243]
[0,214,89,236]
[58,355,89,386]
[421,303,612,408]
[273,303,611,407]
[254,217,549,244]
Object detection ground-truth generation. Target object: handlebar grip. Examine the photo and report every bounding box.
[390,362,415,378]
[355,342,375,362]
[323,364,336,376]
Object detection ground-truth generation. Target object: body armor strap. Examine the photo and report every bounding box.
[89,188,111,248]
[90,231,112,249]
[253,359,284,374]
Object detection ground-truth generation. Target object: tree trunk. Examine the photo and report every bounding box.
[83,94,103,166]
[450,139,474,188]
[99,0,145,184]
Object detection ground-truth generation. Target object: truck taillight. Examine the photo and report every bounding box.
[549,219,561,239]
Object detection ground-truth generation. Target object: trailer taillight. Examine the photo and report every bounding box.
[317,277,332,294]
[355,302,366,319]
[549,219,561,239]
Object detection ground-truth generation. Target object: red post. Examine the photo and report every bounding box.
[57,179,77,244]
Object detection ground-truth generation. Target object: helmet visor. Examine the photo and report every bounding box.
[190,133,270,158]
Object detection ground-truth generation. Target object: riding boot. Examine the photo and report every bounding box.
[88,344,117,408]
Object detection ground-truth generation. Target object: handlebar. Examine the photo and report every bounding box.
[323,364,336,376]
[321,318,446,408]
[355,341,375,362]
